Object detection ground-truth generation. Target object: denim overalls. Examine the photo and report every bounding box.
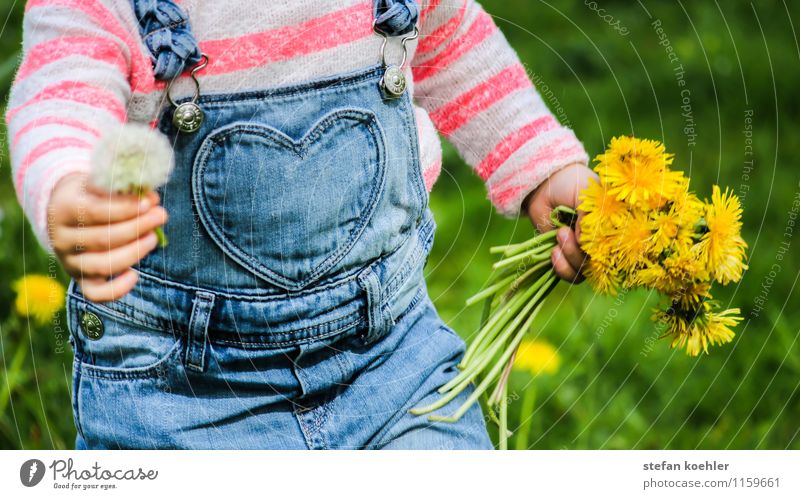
[65,0,492,449]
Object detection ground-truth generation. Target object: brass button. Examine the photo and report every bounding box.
[79,311,103,340]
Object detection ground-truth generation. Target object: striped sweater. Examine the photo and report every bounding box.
[7,0,589,249]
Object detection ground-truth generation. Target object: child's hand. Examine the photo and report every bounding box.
[523,163,598,283]
[48,173,168,303]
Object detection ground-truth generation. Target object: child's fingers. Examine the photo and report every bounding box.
[79,269,139,303]
[551,246,583,283]
[63,232,158,279]
[556,227,587,274]
[144,190,160,206]
[66,190,151,226]
[56,206,167,253]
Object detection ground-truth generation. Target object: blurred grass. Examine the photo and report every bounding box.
[1,0,799,449]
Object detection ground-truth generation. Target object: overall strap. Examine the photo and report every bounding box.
[130,0,202,81]
[373,0,419,36]
[131,1,419,81]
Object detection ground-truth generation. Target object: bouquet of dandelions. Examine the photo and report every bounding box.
[411,136,748,448]
[90,123,174,246]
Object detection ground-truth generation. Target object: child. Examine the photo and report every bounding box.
[7,0,594,449]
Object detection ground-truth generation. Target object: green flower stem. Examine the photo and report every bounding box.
[492,242,555,271]
[437,308,524,396]
[427,278,547,410]
[465,272,519,307]
[154,227,168,247]
[459,261,549,368]
[489,230,558,256]
[514,384,537,450]
[499,380,509,450]
[459,270,548,370]
[428,302,543,423]
[481,391,501,426]
[502,260,551,300]
[136,189,168,247]
[460,283,534,368]
[550,205,578,228]
[470,269,556,366]
[488,349,516,406]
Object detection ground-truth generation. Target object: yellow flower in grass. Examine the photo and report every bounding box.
[12,275,65,325]
[654,302,740,356]
[695,186,748,284]
[514,339,561,376]
[593,136,685,208]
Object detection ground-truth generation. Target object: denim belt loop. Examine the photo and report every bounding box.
[357,265,394,345]
[184,290,216,372]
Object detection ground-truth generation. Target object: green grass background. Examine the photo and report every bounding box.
[1,0,798,449]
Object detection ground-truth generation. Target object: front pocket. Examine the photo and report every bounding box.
[192,108,387,290]
[67,294,183,380]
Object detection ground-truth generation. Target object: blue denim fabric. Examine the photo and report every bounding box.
[374,0,419,36]
[66,65,492,449]
[132,0,201,80]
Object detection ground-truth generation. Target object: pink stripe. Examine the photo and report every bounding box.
[475,115,559,180]
[15,137,92,193]
[25,0,156,93]
[422,160,442,191]
[489,144,587,207]
[16,36,127,81]
[416,0,466,54]
[199,3,373,75]
[12,116,100,148]
[430,63,530,136]
[420,0,440,25]
[6,81,127,124]
[412,10,496,82]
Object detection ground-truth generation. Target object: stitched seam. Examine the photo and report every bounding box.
[172,65,385,107]
[135,265,360,301]
[80,339,183,380]
[185,297,203,370]
[68,292,168,332]
[212,317,362,348]
[142,20,189,39]
[193,109,386,289]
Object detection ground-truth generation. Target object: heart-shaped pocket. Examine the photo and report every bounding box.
[192,109,386,290]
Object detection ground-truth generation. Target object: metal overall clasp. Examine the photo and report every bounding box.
[374,22,418,98]
[166,54,209,133]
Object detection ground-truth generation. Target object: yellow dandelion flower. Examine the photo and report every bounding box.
[578,222,619,267]
[695,186,748,284]
[584,257,621,296]
[12,275,66,325]
[670,281,712,310]
[649,193,703,255]
[616,211,654,272]
[578,178,628,227]
[593,136,685,208]
[634,263,670,292]
[655,302,740,356]
[514,339,561,376]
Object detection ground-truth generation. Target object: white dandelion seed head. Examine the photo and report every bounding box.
[90,123,174,193]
